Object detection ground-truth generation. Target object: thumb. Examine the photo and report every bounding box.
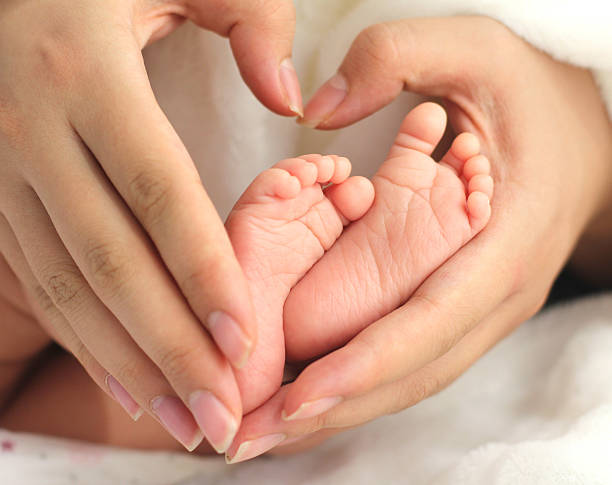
[184,0,302,117]
[300,17,502,129]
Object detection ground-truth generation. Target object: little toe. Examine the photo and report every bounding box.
[468,174,494,199]
[329,156,352,185]
[387,102,447,159]
[463,155,491,180]
[274,158,318,188]
[467,191,491,233]
[439,132,480,174]
[325,176,375,224]
[300,155,335,183]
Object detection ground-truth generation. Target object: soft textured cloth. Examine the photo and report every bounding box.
[2,1,611,483]
[2,292,612,484]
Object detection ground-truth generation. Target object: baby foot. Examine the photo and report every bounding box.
[284,103,494,360]
[226,155,375,412]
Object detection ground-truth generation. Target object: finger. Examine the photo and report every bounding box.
[18,134,242,452]
[0,250,36,318]
[64,39,255,369]
[280,217,522,419]
[0,214,112,405]
[300,17,504,129]
[182,0,302,116]
[2,193,214,448]
[0,254,50,364]
[229,291,532,463]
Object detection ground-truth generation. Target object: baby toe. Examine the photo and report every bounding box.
[300,155,335,184]
[440,133,480,174]
[467,191,491,233]
[463,154,491,180]
[329,156,352,185]
[274,158,318,188]
[271,170,302,199]
[468,174,494,199]
[325,176,375,224]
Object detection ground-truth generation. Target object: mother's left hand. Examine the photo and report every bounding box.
[225,16,612,463]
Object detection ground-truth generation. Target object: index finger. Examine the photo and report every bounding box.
[67,34,255,368]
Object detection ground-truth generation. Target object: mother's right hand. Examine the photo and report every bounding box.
[0,0,300,453]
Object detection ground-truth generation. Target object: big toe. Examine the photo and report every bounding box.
[387,102,447,159]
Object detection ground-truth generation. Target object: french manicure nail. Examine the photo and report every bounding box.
[207,311,253,369]
[299,73,348,128]
[279,58,304,117]
[105,374,143,421]
[225,433,287,464]
[151,396,204,452]
[189,390,238,454]
[282,396,343,421]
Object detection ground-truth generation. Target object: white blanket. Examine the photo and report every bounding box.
[2,292,612,484]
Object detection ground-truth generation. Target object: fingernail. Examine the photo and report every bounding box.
[189,390,238,454]
[282,396,343,421]
[151,396,204,452]
[225,433,286,464]
[300,73,348,128]
[279,58,303,117]
[207,311,253,369]
[105,374,143,421]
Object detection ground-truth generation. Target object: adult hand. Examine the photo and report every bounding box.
[0,0,301,453]
[225,16,612,462]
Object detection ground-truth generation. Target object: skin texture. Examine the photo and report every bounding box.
[226,155,374,414]
[0,12,610,464]
[0,108,494,457]
[0,0,302,451]
[227,16,612,461]
[283,103,492,362]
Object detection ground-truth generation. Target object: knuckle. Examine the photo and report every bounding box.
[127,168,174,228]
[113,359,141,386]
[397,372,442,410]
[84,240,133,296]
[354,22,402,70]
[39,262,86,309]
[157,345,196,379]
[32,29,84,88]
[30,283,56,313]
[180,256,229,304]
